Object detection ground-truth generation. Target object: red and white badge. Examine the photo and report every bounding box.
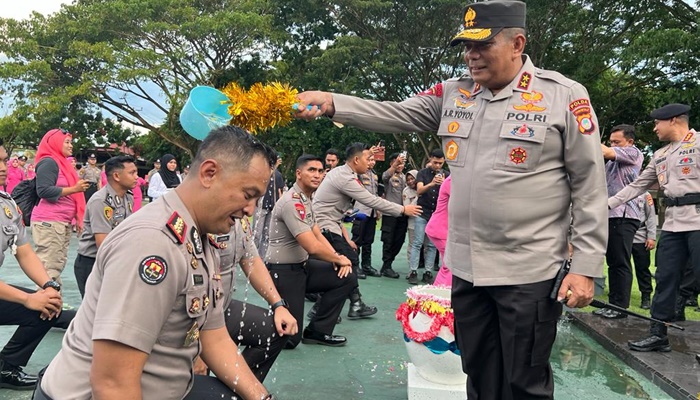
[139,255,168,285]
[294,203,306,220]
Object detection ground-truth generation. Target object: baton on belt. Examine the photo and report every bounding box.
[550,260,685,331]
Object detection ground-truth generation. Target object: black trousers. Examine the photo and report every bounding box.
[452,276,561,400]
[224,299,286,382]
[651,230,700,322]
[182,375,241,400]
[631,243,653,295]
[679,261,699,299]
[606,218,641,308]
[0,286,75,368]
[268,259,356,348]
[380,215,408,270]
[84,182,98,202]
[351,216,377,268]
[322,230,363,299]
[73,253,96,298]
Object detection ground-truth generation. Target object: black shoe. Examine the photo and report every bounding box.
[337,316,342,324]
[421,271,433,284]
[696,354,700,365]
[593,307,610,316]
[628,335,671,352]
[362,266,381,277]
[407,271,419,285]
[356,269,367,280]
[686,297,698,307]
[284,340,299,350]
[0,365,38,390]
[640,294,651,310]
[305,293,321,302]
[347,300,378,319]
[381,268,400,279]
[601,309,627,319]
[302,328,347,347]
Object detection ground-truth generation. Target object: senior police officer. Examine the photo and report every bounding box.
[266,154,356,348]
[294,1,608,398]
[608,103,700,352]
[200,215,295,382]
[37,126,282,400]
[79,153,102,201]
[0,139,74,391]
[73,155,138,298]
[313,143,422,319]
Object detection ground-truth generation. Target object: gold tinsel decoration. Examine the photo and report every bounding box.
[220,82,299,134]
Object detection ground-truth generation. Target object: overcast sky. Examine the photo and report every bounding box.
[0,1,67,20]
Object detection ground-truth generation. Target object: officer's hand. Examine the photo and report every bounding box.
[75,224,84,236]
[273,307,298,337]
[348,240,358,251]
[192,356,209,375]
[645,239,656,250]
[295,91,335,120]
[403,205,422,217]
[24,289,62,319]
[336,265,352,278]
[557,273,594,308]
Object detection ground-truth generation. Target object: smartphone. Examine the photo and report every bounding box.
[400,150,408,160]
[378,140,385,147]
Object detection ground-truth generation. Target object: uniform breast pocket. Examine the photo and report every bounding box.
[156,288,207,349]
[677,156,697,180]
[437,120,473,168]
[493,123,547,172]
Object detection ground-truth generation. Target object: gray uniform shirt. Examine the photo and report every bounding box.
[0,192,28,266]
[331,55,608,285]
[213,218,258,306]
[633,192,657,244]
[80,164,101,184]
[356,169,378,216]
[42,190,225,400]
[266,183,315,264]
[77,184,134,257]
[383,170,406,205]
[313,164,403,236]
[609,129,700,232]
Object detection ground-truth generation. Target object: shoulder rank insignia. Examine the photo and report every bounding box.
[517,72,532,91]
[291,192,301,199]
[3,205,12,219]
[166,212,187,244]
[191,227,203,254]
[139,255,168,285]
[299,192,308,203]
[240,218,249,233]
[104,206,113,221]
[207,233,223,249]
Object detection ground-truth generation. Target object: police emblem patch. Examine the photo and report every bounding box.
[446,140,459,161]
[448,121,460,133]
[513,91,546,112]
[510,124,535,138]
[295,203,306,220]
[139,255,168,285]
[568,99,595,135]
[104,206,113,221]
[191,227,203,254]
[682,166,692,175]
[189,297,201,314]
[3,206,12,219]
[166,212,187,244]
[509,147,528,164]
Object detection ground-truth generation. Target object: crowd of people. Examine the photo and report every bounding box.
[0,1,698,399]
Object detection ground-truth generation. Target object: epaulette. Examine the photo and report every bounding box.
[0,191,12,200]
[533,68,576,88]
[208,233,230,249]
[166,212,187,244]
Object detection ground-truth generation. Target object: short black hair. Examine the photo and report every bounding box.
[610,124,635,140]
[296,154,324,170]
[325,148,339,157]
[388,152,400,164]
[192,125,276,173]
[345,143,370,160]
[105,155,136,177]
[430,149,445,159]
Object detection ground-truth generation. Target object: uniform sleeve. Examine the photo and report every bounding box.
[280,200,313,238]
[332,93,442,133]
[339,175,403,216]
[87,196,113,234]
[564,84,609,277]
[644,193,657,241]
[92,229,186,354]
[608,160,657,209]
[147,173,167,198]
[382,169,392,183]
[612,146,642,166]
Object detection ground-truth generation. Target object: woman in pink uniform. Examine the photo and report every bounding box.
[425,175,452,286]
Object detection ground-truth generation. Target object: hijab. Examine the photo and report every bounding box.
[35,129,86,227]
[159,154,181,188]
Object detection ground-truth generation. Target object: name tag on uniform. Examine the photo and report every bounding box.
[216,235,230,243]
[192,274,204,286]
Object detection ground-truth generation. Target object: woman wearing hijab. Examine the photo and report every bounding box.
[26,163,36,180]
[147,154,181,200]
[5,157,25,194]
[31,129,90,285]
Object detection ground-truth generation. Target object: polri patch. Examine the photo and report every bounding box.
[3,205,12,219]
[139,255,168,285]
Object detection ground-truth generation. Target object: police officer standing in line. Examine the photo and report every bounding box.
[295,2,608,398]
[79,153,102,201]
[73,155,138,298]
[37,126,283,400]
[609,103,700,352]
[380,152,408,278]
[313,143,422,318]
[200,216,295,382]
[0,138,74,391]
[266,154,356,347]
[351,152,381,277]
[324,149,340,171]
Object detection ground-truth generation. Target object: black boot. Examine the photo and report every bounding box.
[355,267,366,280]
[0,360,38,390]
[640,293,651,310]
[628,322,671,352]
[673,296,687,322]
[361,265,381,277]
[380,266,400,279]
[347,291,377,319]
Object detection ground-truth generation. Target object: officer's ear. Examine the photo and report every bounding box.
[197,159,219,188]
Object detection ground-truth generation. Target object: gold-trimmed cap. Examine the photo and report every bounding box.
[450,1,526,46]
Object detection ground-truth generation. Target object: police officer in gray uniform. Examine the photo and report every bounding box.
[313,143,422,318]
[380,152,408,278]
[73,155,137,297]
[0,138,74,391]
[79,153,102,201]
[37,126,282,400]
[295,2,608,398]
[206,216,295,381]
[608,103,700,352]
[266,154,356,348]
[351,153,381,277]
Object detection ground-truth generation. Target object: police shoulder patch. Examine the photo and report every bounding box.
[104,206,113,221]
[139,255,168,285]
[166,212,187,244]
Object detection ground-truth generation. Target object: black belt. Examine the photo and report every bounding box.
[663,193,700,207]
[267,262,306,271]
[76,254,96,261]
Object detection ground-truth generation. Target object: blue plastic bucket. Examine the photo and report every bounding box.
[179,86,231,140]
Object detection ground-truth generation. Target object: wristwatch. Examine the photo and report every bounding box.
[270,299,289,312]
[42,280,61,292]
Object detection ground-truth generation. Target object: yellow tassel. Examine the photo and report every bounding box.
[220,82,299,134]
